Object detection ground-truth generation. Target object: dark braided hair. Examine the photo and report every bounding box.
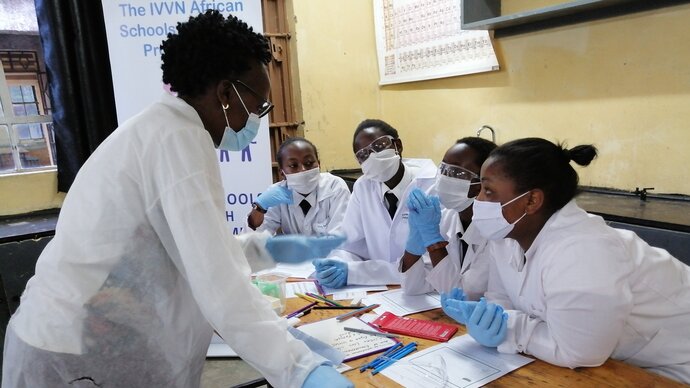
[489,138,597,214]
[161,10,271,97]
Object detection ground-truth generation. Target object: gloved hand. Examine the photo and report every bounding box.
[466,298,508,347]
[302,365,354,388]
[255,185,293,210]
[312,258,348,288]
[405,220,426,256]
[265,235,345,263]
[441,287,478,325]
[407,188,444,247]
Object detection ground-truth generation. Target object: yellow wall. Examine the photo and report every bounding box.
[291,1,690,195]
[0,171,64,215]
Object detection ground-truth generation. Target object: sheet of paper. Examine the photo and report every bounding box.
[296,316,397,362]
[253,261,315,279]
[206,333,238,358]
[286,281,320,298]
[363,289,441,316]
[324,284,388,299]
[381,334,534,388]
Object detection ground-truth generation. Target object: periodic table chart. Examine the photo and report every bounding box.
[373,0,499,85]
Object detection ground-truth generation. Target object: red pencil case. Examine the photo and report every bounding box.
[370,311,458,342]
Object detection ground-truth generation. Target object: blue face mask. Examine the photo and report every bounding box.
[218,83,261,151]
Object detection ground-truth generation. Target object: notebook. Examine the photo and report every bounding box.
[296,316,399,362]
[371,311,458,342]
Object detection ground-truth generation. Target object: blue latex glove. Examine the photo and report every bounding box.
[407,188,444,247]
[405,220,426,256]
[255,185,293,210]
[441,287,478,325]
[312,258,348,288]
[303,365,354,388]
[465,298,508,347]
[265,235,345,263]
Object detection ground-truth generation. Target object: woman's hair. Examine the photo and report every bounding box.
[352,119,399,150]
[276,137,319,168]
[456,136,497,168]
[161,10,271,97]
[490,137,598,213]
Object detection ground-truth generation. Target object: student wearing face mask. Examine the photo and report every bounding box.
[443,137,690,384]
[247,137,350,236]
[312,119,437,288]
[400,137,496,300]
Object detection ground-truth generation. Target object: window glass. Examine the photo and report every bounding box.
[13,123,51,168]
[0,125,15,171]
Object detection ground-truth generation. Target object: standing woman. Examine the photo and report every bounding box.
[2,11,350,388]
[444,137,690,383]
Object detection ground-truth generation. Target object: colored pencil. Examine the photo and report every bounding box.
[344,327,400,338]
[284,301,317,318]
[336,303,380,321]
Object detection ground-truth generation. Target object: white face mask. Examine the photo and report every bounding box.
[284,167,320,195]
[432,175,480,212]
[471,191,530,240]
[360,148,401,182]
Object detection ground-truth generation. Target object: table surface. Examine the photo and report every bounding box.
[286,296,686,387]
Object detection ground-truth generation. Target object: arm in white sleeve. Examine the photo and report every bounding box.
[498,238,632,369]
[484,242,514,309]
[347,259,402,286]
[425,252,463,295]
[400,257,435,295]
[158,171,323,388]
[235,231,274,273]
[324,179,351,235]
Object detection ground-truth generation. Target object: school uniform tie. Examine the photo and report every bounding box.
[384,192,398,219]
[299,199,311,215]
[457,232,469,268]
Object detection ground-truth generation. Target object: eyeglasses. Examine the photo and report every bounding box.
[438,162,479,181]
[354,135,396,164]
[231,80,274,118]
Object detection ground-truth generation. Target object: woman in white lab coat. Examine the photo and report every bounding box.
[444,137,690,383]
[247,137,350,236]
[313,119,437,288]
[2,11,351,388]
[400,137,496,300]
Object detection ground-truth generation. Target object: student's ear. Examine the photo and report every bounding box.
[216,80,233,107]
[525,189,544,215]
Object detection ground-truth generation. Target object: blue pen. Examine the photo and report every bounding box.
[359,342,403,372]
[371,344,417,375]
[368,341,417,371]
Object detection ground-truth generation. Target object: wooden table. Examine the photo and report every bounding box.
[286,297,686,387]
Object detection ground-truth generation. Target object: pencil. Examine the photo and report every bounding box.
[284,302,317,319]
[344,327,400,338]
[313,306,361,310]
[295,292,323,305]
[306,292,344,307]
[336,303,380,321]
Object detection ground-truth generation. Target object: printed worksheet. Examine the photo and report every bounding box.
[363,289,441,316]
[381,334,534,388]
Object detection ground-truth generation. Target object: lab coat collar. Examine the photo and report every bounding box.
[525,200,582,263]
[380,163,413,202]
[159,92,204,127]
[284,172,335,205]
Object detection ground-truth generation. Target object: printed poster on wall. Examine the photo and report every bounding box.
[373,0,499,85]
[101,0,271,234]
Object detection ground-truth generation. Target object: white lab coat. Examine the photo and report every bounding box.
[486,200,690,383]
[250,172,350,236]
[330,159,437,285]
[2,93,324,388]
[400,209,490,300]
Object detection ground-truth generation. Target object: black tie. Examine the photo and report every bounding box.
[457,232,468,268]
[384,192,398,219]
[299,199,311,215]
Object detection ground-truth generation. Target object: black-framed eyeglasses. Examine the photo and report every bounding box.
[354,135,396,164]
[231,80,274,118]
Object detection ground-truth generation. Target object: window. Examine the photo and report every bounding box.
[0,6,55,174]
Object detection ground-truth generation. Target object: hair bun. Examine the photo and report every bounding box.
[567,145,598,166]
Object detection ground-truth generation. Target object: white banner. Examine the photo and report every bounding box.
[102,0,272,234]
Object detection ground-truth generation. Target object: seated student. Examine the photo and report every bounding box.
[401,137,497,299]
[443,137,690,384]
[312,119,437,288]
[247,137,350,235]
